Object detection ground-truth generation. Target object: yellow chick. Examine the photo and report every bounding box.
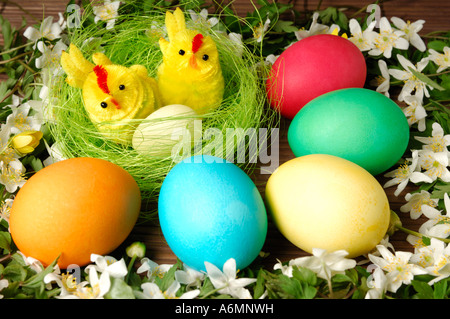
[157,8,225,115]
[60,44,161,144]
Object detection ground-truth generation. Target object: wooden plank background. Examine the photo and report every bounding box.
[1,0,449,269]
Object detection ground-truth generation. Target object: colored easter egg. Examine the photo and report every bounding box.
[266,34,367,119]
[265,154,390,258]
[158,155,267,271]
[132,104,201,157]
[288,88,410,176]
[9,157,141,269]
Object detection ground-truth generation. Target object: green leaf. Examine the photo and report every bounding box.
[22,255,59,289]
[253,269,266,299]
[273,20,298,33]
[1,15,13,50]
[2,263,28,282]
[431,181,450,199]
[0,231,12,253]
[412,279,434,299]
[433,279,448,299]
[292,266,317,286]
[428,40,448,52]
[408,67,445,91]
[105,278,135,299]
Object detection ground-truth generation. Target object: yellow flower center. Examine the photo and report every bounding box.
[395,163,410,179]
[1,165,26,185]
[374,31,398,51]
[13,113,30,130]
[253,23,265,40]
[429,136,446,153]
[61,273,79,293]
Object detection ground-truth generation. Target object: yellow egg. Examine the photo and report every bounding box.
[132,104,201,157]
[265,154,390,258]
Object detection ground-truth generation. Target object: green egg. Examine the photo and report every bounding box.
[287,88,410,176]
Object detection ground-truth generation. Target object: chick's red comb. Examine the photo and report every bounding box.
[93,65,110,94]
[192,34,204,53]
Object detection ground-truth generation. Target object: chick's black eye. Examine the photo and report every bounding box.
[119,84,125,90]
[100,102,107,108]
[179,49,185,56]
[202,54,209,61]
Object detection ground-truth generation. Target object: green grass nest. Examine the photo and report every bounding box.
[47,7,277,211]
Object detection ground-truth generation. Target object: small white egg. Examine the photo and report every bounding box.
[132,104,201,157]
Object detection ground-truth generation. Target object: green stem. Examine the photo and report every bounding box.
[125,255,137,283]
[316,0,323,11]
[0,42,34,56]
[0,51,32,65]
[396,224,450,244]
[427,70,450,77]
[17,59,36,74]
[199,285,228,299]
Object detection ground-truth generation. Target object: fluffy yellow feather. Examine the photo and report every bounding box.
[157,8,225,115]
[60,44,161,144]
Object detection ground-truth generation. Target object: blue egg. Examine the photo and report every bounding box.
[158,155,267,271]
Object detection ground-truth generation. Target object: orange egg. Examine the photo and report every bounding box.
[9,157,141,269]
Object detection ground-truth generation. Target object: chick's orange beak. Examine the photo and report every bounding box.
[189,54,198,69]
[111,98,121,109]
[104,96,121,109]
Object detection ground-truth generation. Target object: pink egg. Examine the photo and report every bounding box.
[266,34,367,119]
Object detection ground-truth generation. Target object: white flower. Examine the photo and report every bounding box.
[0,279,8,299]
[0,127,18,168]
[204,258,257,299]
[294,12,328,40]
[0,198,13,223]
[44,267,86,298]
[417,150,450,182]
[370,59,390,97]
[136,257,172,281]
[368,245,426,293]
[140,281,200,299]
[400,190,439,220]
[428,47,450,73]
[369,17,409,58]
[93,0,121,30]
[43,141,66,167]
[402,95,427,132]
[383,150,433,196]
[290,248,356,281]
[228,32,244,58]
[420,193,450,237]
[410,238,450,285]
[188,9,219,29]
[57,12,67,31]
[410,238,450,278]
[415,122,450,154]
[17,251,45,274]
[35,40,67,71]
[273,259,294,277]
[265,54,278,65]
[365,267,388,299]
[391,17,426,52]
[406,233,428,250]
[23,16,62,45]
[175,264,205,288]
[86,254,128,279]
[389,54,432,102]
[71,266,111,299]
[253,17,271,43]
[348,19,377,51]
[0,160,27,193]
[4,102,41,135]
